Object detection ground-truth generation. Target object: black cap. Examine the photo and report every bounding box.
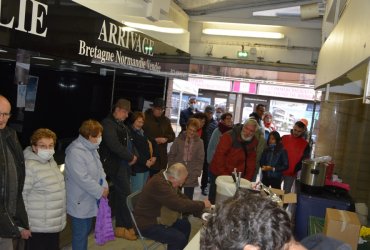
[151,98,165,108]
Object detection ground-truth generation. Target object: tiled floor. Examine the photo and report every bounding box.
[61,185,207,250]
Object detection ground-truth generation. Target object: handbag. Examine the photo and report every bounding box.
[95,197,115,245]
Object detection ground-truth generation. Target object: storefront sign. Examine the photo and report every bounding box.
[97,20,155,56]
[258,84,317,101]
[0,0,48,37]
[0,0,190,78]
[188,78,232,91]
[232,81,257,94]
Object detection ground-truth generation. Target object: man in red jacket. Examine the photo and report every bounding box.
[282,121,311,193]
[209,119,263,203]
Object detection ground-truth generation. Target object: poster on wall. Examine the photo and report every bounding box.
[25,76,39,111]
[16,84,27,108]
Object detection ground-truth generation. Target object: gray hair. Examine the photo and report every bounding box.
[165,163,188,180]
[243,118,259,130]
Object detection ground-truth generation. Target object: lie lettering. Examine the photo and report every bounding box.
[0,0,48,37]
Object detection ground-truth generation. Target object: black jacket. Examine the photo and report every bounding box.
[0,127,29,238]
[129,126,158,173]
[100,114,138,177]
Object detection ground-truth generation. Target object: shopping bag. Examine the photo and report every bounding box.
[95,197,115,245]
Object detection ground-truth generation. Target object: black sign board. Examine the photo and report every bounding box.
[0,0,190,78]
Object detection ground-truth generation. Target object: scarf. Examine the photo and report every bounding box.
[218,122,232,134]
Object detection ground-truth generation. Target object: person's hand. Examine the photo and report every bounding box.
[262,165,273,171]
[150,157,157,164]
[102,187,109,198]
[145,159,152,167]
[20,229,31,239]
[203,199,212,209]
[128,155,138,166]
[155,137,168,144]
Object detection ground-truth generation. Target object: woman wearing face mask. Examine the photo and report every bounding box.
[260,131,288,189]
[22,128,66,250]
[65,119,109,250]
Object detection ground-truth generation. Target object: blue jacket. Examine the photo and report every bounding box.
[260,144,288,179]
[179,107,197,131]
[65,135,108,218]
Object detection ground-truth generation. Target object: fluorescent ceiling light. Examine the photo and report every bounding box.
[32,56,54,61]
[0,49,7,53]
[253,6,300,17]
[123,22,184,34]
[203,28,284,39]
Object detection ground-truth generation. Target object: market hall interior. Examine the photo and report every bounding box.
[1,0,370,248]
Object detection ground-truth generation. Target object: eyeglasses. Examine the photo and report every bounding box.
[0,112,11,118]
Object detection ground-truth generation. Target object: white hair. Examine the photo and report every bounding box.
[243,118,259,130]
[165,163,188,180]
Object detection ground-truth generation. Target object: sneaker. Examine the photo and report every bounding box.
[115,227,137,241]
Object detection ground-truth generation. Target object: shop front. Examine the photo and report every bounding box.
[0,0,190,147]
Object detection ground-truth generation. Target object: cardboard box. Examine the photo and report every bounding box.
[270,188,297,205]
[324,208,361,250]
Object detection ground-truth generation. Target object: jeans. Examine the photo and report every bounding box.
[131,171,149,193]
[141,218,191,250]
[70,216,93,250]
[112,164,132,228]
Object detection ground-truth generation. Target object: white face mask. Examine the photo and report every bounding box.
[37,149,55,161]
[95,136,102,146]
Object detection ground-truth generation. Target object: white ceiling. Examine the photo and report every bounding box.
[72,0,323,54]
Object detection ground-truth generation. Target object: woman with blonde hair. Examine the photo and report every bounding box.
[65,119,109,250]
[23,128,66,250]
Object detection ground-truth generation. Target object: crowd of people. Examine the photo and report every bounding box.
[0,93,316,250]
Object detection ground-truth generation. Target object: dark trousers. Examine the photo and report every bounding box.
[141,218,191,250]
[112,165,132,228]
[25,232,59,250]
[149,168,160,177]
[262,176,282,189]
[200,161,209,190]
[183,187,194,200]
[208,173,217,204]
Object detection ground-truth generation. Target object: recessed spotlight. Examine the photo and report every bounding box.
[32,56,54,61]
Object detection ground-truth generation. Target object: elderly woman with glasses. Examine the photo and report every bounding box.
[22,128,66,250]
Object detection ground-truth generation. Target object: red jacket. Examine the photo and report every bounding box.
[282,135,308,176]
[210,126,258,181]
